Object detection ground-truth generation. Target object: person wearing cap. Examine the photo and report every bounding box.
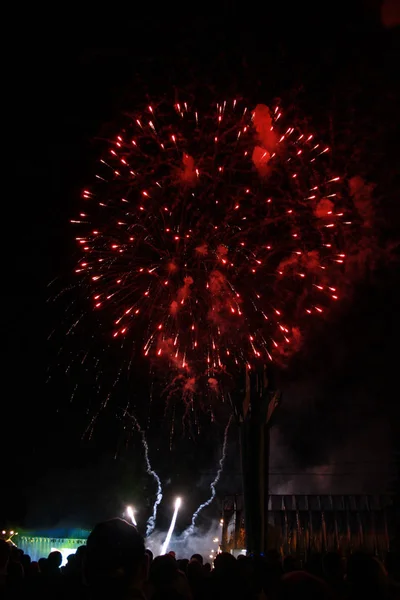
[84,518,148,599]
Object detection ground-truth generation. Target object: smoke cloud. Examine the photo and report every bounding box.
[146,519,220,561]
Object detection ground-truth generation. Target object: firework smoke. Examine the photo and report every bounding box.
[146,519,220,561]
[183,416,232,538]
[130,414,163,536]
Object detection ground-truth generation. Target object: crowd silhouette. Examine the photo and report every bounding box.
[1,518,399,599]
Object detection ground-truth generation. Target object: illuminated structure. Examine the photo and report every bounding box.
[13,528,90,562]
[222,494,394,558]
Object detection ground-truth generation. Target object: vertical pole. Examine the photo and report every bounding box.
[263,423,270,551]
[234,495,242,550]
[221,516,228,552]
[383,507,390,553]
[284,508,289,555]
[237,366,280,555]
[357,510,364,548]
[240,406,264,554]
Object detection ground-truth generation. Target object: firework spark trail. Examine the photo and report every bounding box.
[129,413,163,536]
[161,497,182,554]
[126,505,137,526]
[183,415,232,538]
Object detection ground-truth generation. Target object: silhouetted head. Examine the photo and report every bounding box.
[84,518,147,595]
[277,571,335,600]
[322,551,344,581]
[64,553,78,573]
[76,545,87,559]
[190,553,203,565]
[10,547,23,563]
[386,551,400,581]
[73,545,86,571]
[177,558,189,574]
[213,551,236,575]
[305,552,324,578]
[266,549,281,565]
[47,551,62,572]
[347,552,386,587]
[203,562,211,574]
[21,553,32,576]
[38,557,47,573]
[283,555,297,573]
[150,554,178,588]
[187,559,204,581]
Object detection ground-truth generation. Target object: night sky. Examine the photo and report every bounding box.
[3,3,399,533]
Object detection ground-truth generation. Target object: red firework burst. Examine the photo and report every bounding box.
[72,98,350,390]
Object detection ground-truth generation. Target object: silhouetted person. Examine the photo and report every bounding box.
[145,548,154,567]
[29,561,39,576]
[150,554,178,586]
[38,557,47,574]
[275,570,335,600]
[149,554,191,600]
[282,555,297,574]
[346,552,393,599]
[0,540,10,588]
[386,551,400,583]
[24,558,42,596]
[190,554,203,565]
[38,550,63,599]
[263,549,283,596]
[21,553,31,577]
[210,552,242,600]
[5,560,25,600]
[187,559,205,600]
[74,545,87,576]
[305,552,324,579]
[63,553,78,575]
[177,558,189,575]
[47,550,62,575]
[236,555,259,598]
[62,551,86,599]
[10,548,23,563]
[322,551,345,596]
[84,518,147,600]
